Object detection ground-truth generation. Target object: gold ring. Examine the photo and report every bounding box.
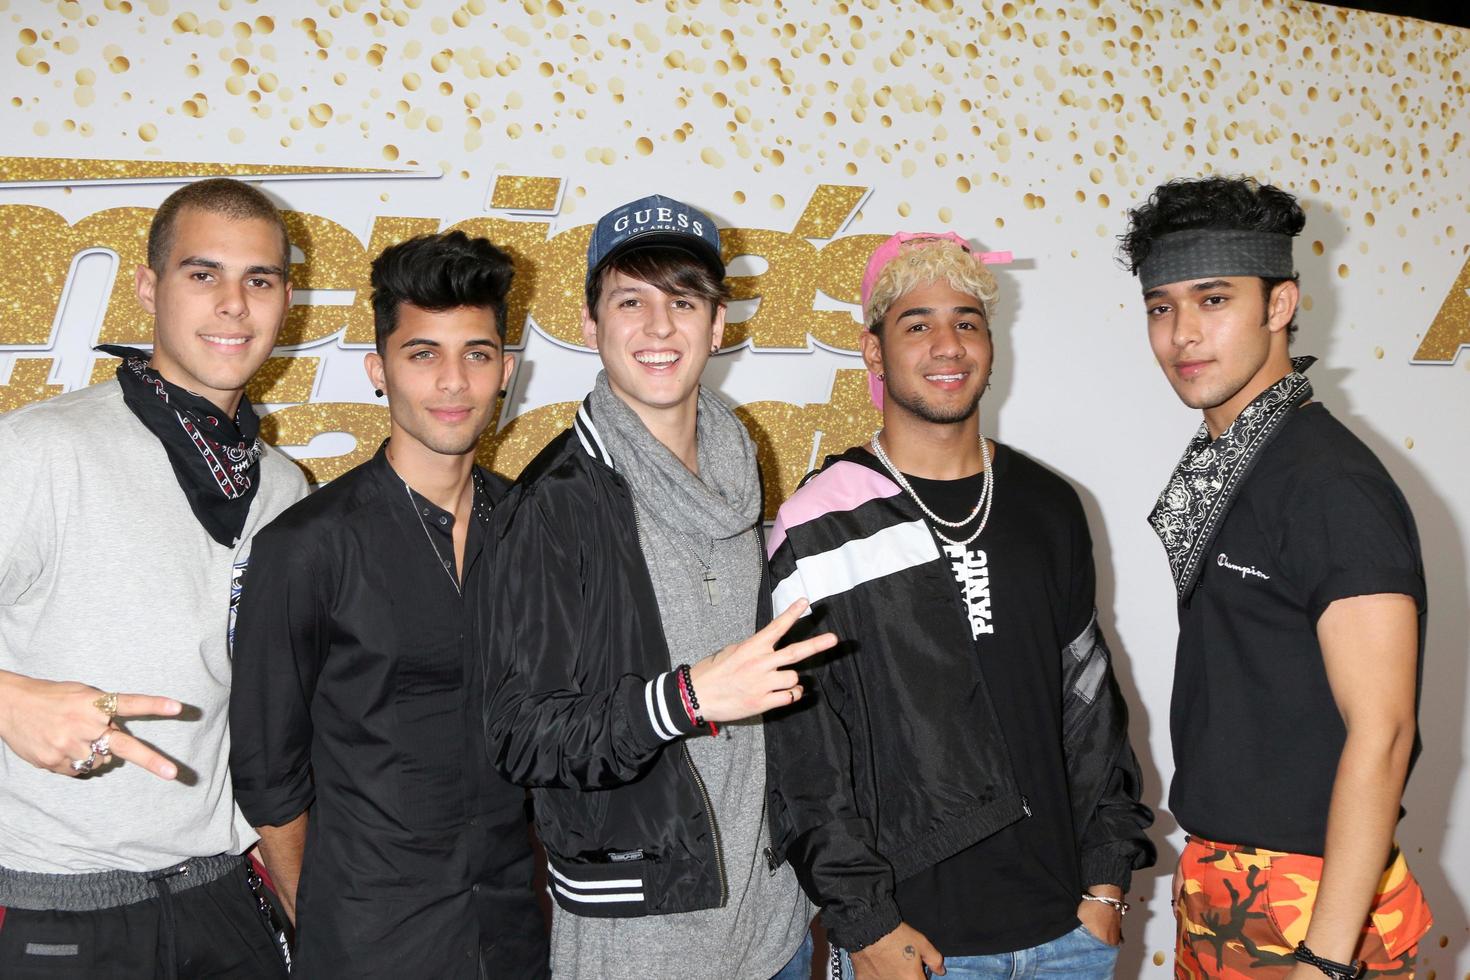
[93,692,118,719]
[788,687,798,704]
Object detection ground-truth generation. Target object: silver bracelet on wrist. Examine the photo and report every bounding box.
[1080,893,1130,916]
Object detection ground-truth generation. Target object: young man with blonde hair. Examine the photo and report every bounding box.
[765,231,1154,979]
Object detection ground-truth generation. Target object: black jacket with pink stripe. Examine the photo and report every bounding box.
[763,445,1155,952]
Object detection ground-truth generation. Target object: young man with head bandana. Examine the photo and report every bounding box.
[1121,175,1433,980]
[228,231,549,978]
[0,178,306,977]
[764,232,1155,979]
[483,195,836,980]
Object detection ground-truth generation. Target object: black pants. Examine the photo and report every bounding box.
[0,861,287,979]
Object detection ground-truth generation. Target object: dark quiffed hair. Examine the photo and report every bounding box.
[370,230,516,354]
[1119,175,1306,336]
[585,246,731,322]
[147,178,290,276]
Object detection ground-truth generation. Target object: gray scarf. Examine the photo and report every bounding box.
[555,381,808,980]
[589,370,761,553]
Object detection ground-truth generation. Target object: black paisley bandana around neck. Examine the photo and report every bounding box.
[98,345,264,547]
[1148,355,1316,602]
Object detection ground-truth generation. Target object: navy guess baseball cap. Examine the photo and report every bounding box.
[585,195,724,286]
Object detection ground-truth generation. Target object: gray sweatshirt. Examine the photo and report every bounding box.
[0,380,306,874]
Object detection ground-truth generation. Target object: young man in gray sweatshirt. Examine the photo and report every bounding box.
[0,178,306,977]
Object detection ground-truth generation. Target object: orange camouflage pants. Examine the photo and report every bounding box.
[1175,837,1433,979]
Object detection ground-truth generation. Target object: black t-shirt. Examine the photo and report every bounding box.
[1169,403,1426,855]
[875,445,1086,956]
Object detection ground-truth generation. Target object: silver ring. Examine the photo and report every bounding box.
[90,734,112,757]
[70,752,97,774]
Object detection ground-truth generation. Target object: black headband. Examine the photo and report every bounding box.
[1138,229,1295,291]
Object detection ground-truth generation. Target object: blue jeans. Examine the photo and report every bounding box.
[836,924,1118,979]
[771,930,816,980]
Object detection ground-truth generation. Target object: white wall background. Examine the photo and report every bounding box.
[3,1,1467,973]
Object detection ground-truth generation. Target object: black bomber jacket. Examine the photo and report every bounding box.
[763,446,1157,951]
[483,399,773,918]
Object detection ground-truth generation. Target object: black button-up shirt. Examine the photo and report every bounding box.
[230,445,548,978]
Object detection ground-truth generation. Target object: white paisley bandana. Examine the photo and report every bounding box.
[1148,355,1316,602]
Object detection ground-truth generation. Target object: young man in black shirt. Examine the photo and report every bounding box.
[1121,176,1433,979]
[229,231,549,978]
[765,231,1154,979]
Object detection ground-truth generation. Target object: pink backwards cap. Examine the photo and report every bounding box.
[859,231,1013,309]
[861,231,1014,409]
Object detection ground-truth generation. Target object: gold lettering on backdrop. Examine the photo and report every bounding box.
[1413,253,1470,364]
[475,399,580,477]
[811,233,888,351]
[0,206,79,346]
[723,228,826,350]
[0,206,155,347]
[490,175,563,212]
[0,185,873,353]
[259,402,392,484]
[0,180,888,507]
[520,223,596,347]
[279,211,378,348]
[87,209,165,345]
[737,369,880,520]
[793,185,868,240]
[0,358,64,413]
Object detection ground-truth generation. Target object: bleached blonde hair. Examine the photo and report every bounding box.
[864,238,999,333]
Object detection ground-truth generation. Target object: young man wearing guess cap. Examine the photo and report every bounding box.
[764,232,1154,979]
[483,195,833,979]
[1122,176,1433,980]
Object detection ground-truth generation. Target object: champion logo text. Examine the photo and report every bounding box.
[1217,552,1271,581]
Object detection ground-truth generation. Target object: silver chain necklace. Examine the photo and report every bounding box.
[869,430,995,547]
[673,531,720,605]
[399,479,463,596]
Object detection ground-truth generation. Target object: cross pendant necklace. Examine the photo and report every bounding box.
[675,533,720,606]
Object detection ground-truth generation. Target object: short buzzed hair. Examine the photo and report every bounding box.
[146,178,290,278]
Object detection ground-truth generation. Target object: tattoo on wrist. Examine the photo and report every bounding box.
[903,945,915,960]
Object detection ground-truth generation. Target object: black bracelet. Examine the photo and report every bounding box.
[1293,941,1365,980]
[678,663,709,729]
